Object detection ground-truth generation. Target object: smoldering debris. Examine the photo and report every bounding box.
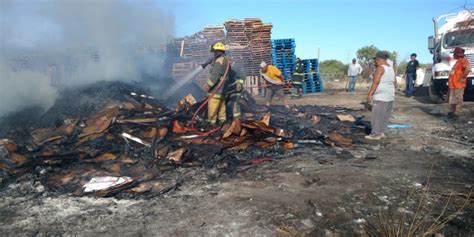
[0,81,368,198]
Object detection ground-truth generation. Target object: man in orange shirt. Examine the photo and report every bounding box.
[260,61,290,109]
[448,47,471,119]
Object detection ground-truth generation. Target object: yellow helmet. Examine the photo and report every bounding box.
[211,42,226,52]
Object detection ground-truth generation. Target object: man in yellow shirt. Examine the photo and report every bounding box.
[260,61,290,109]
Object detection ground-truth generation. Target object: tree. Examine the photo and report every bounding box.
[356,45,379,61]
[387,51,398,66]
[356,46,398,63]
[319,59,347,74]
[356,45,399,78]
[397,61,408,75]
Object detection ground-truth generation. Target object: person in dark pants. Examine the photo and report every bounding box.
[260,61,290,109]
[405,53,419,97]
[291,58,304,98]
[347,58,363,92]
[226,68,245,121]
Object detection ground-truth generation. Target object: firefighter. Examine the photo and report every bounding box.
[226,68,245,121]
[292,58,304,98]
[206,42,230,126]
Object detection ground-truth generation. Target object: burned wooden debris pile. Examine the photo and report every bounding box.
[0,84,367,198]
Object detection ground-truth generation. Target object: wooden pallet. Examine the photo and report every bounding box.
[244,76,262,96]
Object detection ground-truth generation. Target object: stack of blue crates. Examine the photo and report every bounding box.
[271,39,296,80]
[301,58,323,94]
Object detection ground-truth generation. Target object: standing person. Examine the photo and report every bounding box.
[347,58,363,92]
[405,53,419,97]
[366,51,396,140]
[291,58,304,98]
[206,42,231,126]
[260,61,290,109]
[226,68,245,121]
[447,47,471,120]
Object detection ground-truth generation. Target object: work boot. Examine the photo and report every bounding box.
[220,123,230,132]
[365,134,382,140]
[446,112,459,122]
[205,122,216,130]
[216,120,226,127]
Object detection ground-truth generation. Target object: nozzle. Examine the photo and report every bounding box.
[201,58,213,69]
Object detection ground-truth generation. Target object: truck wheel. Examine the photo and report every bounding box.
[429,84,445,104]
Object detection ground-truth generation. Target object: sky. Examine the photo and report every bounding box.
[160,0,473,64]
[1,0,472,64]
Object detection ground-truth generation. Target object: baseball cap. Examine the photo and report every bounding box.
[374,51,386,60]
[453,47,465,57]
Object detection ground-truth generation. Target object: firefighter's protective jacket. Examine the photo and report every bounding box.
[292,61,304,84]
[207,55,230,98]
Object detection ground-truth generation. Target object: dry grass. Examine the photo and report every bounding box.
[364,166,472,237]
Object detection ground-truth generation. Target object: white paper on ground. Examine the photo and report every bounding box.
[83,176,133,193]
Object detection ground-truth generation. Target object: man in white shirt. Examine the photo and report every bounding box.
[347,58,363,92]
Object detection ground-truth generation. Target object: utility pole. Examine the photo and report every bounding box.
[317,48,320,73]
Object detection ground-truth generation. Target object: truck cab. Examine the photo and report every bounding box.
[428,10,474,101]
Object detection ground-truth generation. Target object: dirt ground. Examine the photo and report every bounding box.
[1,90,473,236]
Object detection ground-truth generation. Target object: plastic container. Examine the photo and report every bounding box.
[387,124,412,129]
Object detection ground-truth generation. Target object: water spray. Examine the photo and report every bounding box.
[162,66,204,100]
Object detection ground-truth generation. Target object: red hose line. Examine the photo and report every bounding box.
[190,57,231,136]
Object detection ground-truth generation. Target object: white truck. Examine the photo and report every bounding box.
[428,10,474,101]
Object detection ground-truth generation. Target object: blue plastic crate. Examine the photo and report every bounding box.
[302,82,308,93]
[300,72,323,94]
[272,53,295,57]
[315,73,323,92]
[310,59,319,70]
[272,47,295,50]
[272,45,296,49]
[273,38,295,43]
[271,43,293,46]
[272,38,297,80]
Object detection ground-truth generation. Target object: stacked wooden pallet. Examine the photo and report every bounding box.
[192,26,226,89]
[224,20,248,44]
[168,25,227,83]
[168,27,223,64]
[224,19,273,77]
[244,76,264,96]
[224,20,252,76]
[178,38,209,61]
[171,61,196,79]
[166,19,273,93]
[244,18,273,76]
[199,25,226,45]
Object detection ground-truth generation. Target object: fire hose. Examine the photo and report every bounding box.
[189,58,232,136]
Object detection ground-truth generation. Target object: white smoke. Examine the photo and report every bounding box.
[0,0,175,116]
[0,63,58,116]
